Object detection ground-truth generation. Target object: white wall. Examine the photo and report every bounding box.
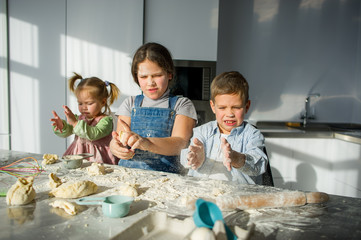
[217,0,361,124]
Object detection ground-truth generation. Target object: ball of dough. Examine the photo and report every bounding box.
[118,184,138,197]
[42,154,58,165]
[6,177,36,206]
[87,162,106,176]
[190,227,216,240]
[49,180,97,198]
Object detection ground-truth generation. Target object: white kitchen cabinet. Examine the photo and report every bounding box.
[7,0,144,155]
[9,0,66,155]
[0,0,9,149]
[144,0,219,61]
[266,137,361,198]
[66,0,143,110]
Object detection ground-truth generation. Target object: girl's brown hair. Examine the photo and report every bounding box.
[68,72,120,115]
[131,42,174,86]
[210,71,249,103]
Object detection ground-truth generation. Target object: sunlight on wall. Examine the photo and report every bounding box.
[8,16,40,152]
[10,72,40,152]
[61,35,140,114]
[9,17,38,68]
[300,0,326,10]
[0,12,9,138]
[0,13,6,58]
[254,0,279,22]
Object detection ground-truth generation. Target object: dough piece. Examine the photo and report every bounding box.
[48,173,62,189]
[42,154,58,165]
[49,200,78,215]
[87,162,106,176]
[118,184,138,197]
[6,177,36,206]
[190,227,216,240]
[49,180,97,199]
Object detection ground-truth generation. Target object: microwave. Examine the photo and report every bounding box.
[170,60,217,101]
[171,60,217,125]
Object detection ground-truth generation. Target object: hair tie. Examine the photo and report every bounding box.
[105,81,110,86]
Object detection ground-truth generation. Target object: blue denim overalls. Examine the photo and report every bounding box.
[117,94,181,173]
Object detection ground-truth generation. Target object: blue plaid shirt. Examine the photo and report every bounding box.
[180,121,267,184]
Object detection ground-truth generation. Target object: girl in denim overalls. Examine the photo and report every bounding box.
[110,42,197,174]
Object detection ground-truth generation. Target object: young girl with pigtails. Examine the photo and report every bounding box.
[51,72,120,165]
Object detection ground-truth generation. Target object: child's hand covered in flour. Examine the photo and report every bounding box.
[221,137,245,171]
[117,118,151,152]
[187,138,205,170]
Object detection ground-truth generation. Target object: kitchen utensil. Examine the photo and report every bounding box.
[186,191,329,211]
[76,195,133,218]
[193,198,237,240]
[0,190,6,197]
[215,191,329,211]
[61,153,93,169]
[0,157,44,179]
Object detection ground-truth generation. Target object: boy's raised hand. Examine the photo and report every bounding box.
[187,138,205,170]
[50,111,64,132]
[221,137,245,171]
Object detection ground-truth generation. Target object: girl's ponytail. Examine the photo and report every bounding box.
[68,72,83,92]
[107,82,120,106]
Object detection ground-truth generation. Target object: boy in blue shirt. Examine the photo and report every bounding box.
[180,71,268,184]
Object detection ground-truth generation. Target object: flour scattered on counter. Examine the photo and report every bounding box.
[26,161,286,217]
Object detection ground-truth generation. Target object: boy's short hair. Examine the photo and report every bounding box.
[210,71,249,103]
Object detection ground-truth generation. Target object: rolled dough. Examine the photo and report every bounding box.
[49,180,97,199]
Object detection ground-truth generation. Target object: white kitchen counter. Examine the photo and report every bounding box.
[1,150,361,240]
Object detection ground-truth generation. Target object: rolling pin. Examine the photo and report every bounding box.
[186,191,329,211]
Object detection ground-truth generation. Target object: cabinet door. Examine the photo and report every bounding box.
[8,0,143,155]
[266,138,361,198]
[66,0,144,111]
[9,0,66,154]
[144,0,219,61]
[0,0,9,149]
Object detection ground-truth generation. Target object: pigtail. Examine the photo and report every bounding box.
[68,72,83,92]
[107,82,120,106]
